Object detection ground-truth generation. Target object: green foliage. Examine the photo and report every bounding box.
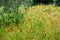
[0,4,60,40]
[32,0,60,6]
[0,0,27,28]
[56,0,60,6]
[33,0,54,5]
[0,0,2,6]
[0,0,33,13]
[0,12,24,28]
[0,0,60,7]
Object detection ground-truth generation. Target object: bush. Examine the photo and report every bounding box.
[32,0,54,5]
[0,0,2,6]
[56,0,60,6]
[0,12,24,28]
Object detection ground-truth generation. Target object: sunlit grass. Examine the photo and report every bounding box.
[0,5,60,40]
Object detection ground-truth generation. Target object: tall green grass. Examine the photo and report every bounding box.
[0,5,60,40]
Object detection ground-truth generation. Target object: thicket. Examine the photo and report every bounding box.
[0,0,33,28]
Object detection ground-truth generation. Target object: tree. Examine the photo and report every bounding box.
[0,0,2,6]
[56,0,60,6]
[0,0,33,14]
[33,0,54,5]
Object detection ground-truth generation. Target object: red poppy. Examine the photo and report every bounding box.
[2,22,4,26]
[29,30,32,33]
[20,29,22,32]
[8,28,14,32]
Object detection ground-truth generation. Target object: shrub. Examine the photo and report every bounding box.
[32,0,54,5]
[56,0,60,6]
[0,12,24,28]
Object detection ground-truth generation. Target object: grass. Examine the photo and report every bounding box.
[0,5,60,40]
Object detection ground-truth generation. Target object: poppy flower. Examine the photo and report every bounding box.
[2,22,4,26]
[29,30,32,33]
[20,29,22,32]
[8,28,14,32]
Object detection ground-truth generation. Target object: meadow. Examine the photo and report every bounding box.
[0,5,60,40]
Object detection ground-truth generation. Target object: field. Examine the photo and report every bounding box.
[0,5,60,40]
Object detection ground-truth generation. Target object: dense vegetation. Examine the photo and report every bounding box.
[0,0,60,14]
[0,0,33,28]
[0,0,60,40]
[0,0,60,6]
[0,5,60,40]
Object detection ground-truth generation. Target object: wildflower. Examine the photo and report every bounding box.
[42,26,46,34]
[17,24,20,27]
[7,28,14,32]
[42,17,45,22]
[20,29,22,32]
[28,17,31,20]
[24,21,28,25]
[28,37,30,40]
[51,26,55,31]
[51,21,54,25]
[14,19,16,22]
[29,30,32,33]
[2,22,4,26]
